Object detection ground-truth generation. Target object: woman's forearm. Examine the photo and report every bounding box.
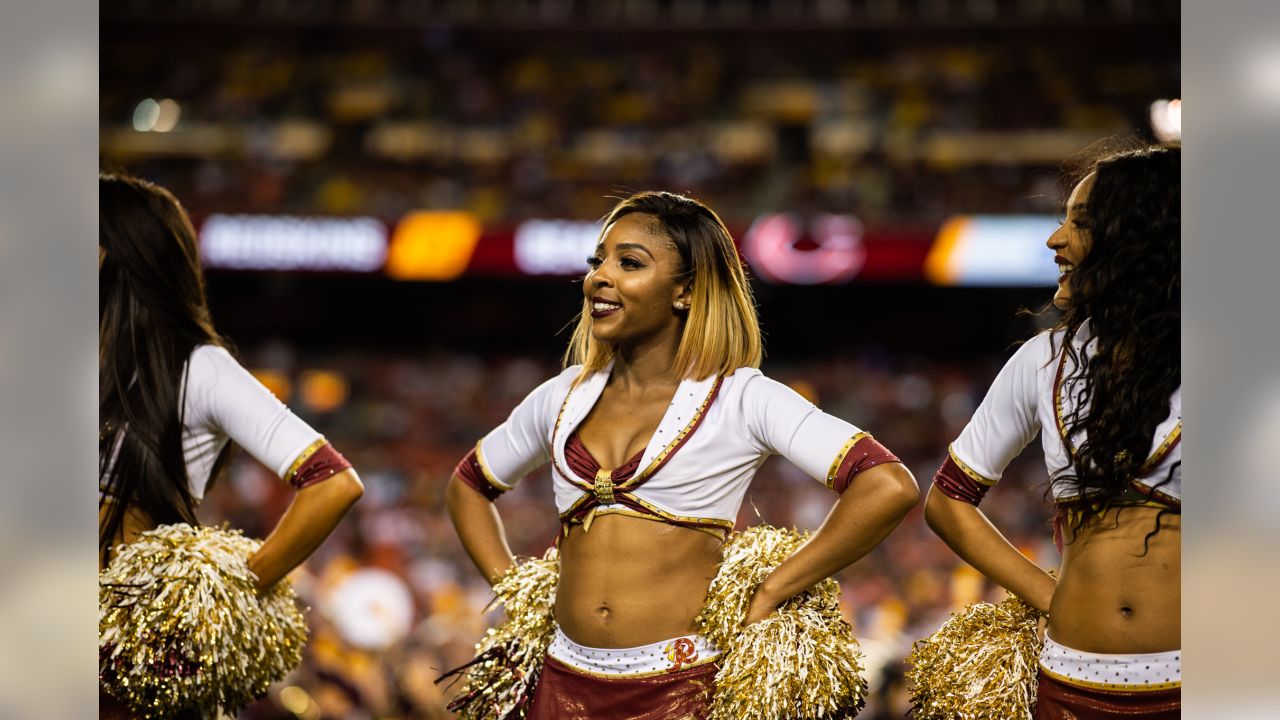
[923,485,1056,612]
[445,475,516,585]
[248,468,363,592]
[757,462,919,607]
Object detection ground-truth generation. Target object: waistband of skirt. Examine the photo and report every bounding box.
[1039,632,1181,691]
[547,627,720,678]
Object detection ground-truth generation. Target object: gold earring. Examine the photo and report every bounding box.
[675,301,688,310]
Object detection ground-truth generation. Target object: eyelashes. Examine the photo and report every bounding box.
[584,256,644,270]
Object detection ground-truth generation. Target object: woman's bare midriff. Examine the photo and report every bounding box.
[1049,505,1180,654]
[555,513,723,648]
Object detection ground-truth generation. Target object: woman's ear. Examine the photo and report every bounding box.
[673,280,693,311]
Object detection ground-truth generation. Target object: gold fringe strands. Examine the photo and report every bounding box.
[904,593,1046,720]
[98,524,308,719]
[696,525,868,720]
[440,547,560,720]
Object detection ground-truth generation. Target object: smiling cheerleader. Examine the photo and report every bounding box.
[441,191,919,720]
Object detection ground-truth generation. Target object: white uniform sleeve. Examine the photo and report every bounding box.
[186,345,324,480]
[474,369,570,491]
[742,373,868,488]
[948,336,1045,485]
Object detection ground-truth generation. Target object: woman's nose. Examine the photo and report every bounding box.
[1046,226,1065,250]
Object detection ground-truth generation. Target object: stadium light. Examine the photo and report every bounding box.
[1150,99,1181,143]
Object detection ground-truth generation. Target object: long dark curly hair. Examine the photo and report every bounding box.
[99,173,232,564]
[1049,144,1180,533]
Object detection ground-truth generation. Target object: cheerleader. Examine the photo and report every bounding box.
[924,145,1180,718]
[99,174,364,717]
[445,191,918,719]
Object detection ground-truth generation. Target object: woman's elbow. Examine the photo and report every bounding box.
[328,468,364,508]
[923,484,961,536]
[877,462,920,517]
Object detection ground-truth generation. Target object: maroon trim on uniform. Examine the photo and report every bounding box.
[454,447,504,501]
[291,443,353,490]
[564,433,643,483]
[932,455,991,506]
[831,435,901,494]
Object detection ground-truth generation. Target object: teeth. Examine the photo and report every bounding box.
[593,302,619,312]
[1057,263,1074,278]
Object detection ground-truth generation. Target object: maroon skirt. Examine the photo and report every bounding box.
[1034,669,1180,719]
[526,655,718,720]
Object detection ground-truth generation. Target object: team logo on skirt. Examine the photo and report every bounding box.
[664,637,699,671]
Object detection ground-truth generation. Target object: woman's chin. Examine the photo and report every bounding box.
[1051,292,1071,311]
[589,328,620,344]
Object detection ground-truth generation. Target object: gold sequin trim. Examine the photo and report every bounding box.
[1052,485,1181,511]
[557,493,735,532]
[622,376,723,488]
[552,653,719,680]
[947,444,997,487]
[283,437,327,485]
[1128,480,1181,507]
[1137,422,1181,477]
[475,442,514,492]
[565,506,729,540]
[823,432,870,489]
[549,377,581,465]
[1039,665,1181,692]
[622,494,736,530]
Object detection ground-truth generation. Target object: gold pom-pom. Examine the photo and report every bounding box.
[441,547,560,720]
[905,594,1045,720]
[99,524,308,719]
[697,525,868,720]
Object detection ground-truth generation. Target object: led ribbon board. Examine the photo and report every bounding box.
[513,220,601,275]
[200,214,387,271]
[925,215,1061,287]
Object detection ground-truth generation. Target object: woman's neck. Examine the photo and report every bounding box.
[611,329,683,392]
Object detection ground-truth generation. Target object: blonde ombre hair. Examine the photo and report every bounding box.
[563,191,763,380]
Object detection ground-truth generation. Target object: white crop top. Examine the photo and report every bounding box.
[473,363,874,531]
[948,322,1181,505]
[102,345,325,500]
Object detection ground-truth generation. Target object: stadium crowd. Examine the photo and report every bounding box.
[103,27,1176,226]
